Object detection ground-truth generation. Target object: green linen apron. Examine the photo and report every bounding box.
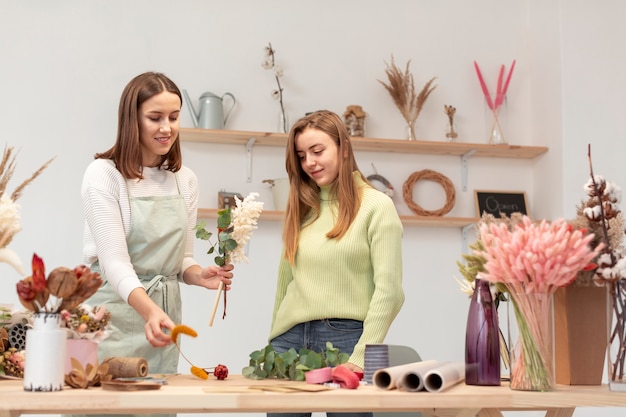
[74,173,187,417]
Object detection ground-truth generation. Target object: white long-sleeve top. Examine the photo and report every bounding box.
[81,159,200,303]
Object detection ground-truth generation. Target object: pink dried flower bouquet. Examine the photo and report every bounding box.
[476,216,602,390]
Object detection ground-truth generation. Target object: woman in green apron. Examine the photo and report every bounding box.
[78,72,233,417]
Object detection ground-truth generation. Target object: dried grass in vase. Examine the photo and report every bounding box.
[378,56,437,140]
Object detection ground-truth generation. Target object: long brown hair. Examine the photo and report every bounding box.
[95,72,182,179]
[283,110,366,263]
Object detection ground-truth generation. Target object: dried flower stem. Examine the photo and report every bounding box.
[510,292,553,390]
[587,144,626,382]
[265,42,287,133]
[209,279,226,327]
[0,146,54,258]
[587,144,614,263]
[197,193,263,326]
[444,105,458,140]
[378,56,437,140]
[474,61,515,144]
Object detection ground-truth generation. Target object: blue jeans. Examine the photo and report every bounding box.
[268,319,372,417]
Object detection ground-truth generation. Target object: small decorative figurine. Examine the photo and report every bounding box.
[343,105,367,137]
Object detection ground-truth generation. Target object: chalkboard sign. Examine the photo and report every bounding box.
[474,190,528,217]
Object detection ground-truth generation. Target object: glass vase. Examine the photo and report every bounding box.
[485,97,507,145]
[607,281,626,391]
[406,121,417,141]
[23,312,67,391]
[278,109,289,134]
[465,278,501,386]
[445,122,458,142]
[509,291,555,391]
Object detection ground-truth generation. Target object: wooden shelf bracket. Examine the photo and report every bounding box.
[461,149,476,192]
[461,223,476,254]
[245,137,256,182]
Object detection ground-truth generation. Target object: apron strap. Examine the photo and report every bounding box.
[144,274,177,315]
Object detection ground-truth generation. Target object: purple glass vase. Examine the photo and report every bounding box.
[465,278,501,386]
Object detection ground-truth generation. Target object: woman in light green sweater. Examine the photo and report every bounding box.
[269,110,405,417]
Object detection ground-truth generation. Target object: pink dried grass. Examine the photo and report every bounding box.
[476,216,602,390]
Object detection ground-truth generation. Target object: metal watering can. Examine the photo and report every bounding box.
[182,90,236,129]
[262,178,289,211]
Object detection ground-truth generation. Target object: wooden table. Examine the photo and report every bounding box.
[1,375,625,417]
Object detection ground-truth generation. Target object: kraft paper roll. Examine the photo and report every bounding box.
[102,357,149,378]
[373,360,439,390]
[423,361,465,393]
[397,360,445,392]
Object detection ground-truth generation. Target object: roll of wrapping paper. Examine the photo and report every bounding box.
[373,360,439,390]
[398,360,448,392]
[423,361,465,393]
[102,357,149,378]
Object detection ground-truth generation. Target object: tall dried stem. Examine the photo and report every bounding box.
[378,56,437,137]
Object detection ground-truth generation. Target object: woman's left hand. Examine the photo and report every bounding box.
[342,362,364,373]
[183,263,234,290]
[189,264,234,289]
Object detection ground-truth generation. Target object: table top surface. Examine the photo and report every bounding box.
[1,375,626,415]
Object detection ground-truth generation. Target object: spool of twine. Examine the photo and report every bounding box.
[402,170,455,216]
[102,357,149,378]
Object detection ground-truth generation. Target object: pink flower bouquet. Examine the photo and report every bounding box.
[476,216,602,390]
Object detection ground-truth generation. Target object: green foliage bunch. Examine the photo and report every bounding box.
[194,209,237,266]
[242,342,349,381]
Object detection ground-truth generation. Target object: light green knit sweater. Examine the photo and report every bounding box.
[269,174,405,368]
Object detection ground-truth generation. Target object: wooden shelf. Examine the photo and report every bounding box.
[197,208,477,228]
[187,127,543,230]
[180,128,548,159]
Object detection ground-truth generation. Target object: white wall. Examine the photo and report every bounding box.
[1,1,624,416]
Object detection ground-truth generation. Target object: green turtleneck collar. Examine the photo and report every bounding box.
[319,171,364,201]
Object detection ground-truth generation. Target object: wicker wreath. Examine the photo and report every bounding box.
[402,169,456,216]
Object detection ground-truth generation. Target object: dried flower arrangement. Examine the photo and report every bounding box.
[456,212,526,369]
[1,308,28,377]
[573,145,626,386]
[378,56,437,141]
[476,216,601,390]
[195,192,263,325]
[15,254,103,314]
[569,162,624,286]
[444,105,458,141]
[0,146,54,275]
[262,42,288,133]
[456,212,525,301]
[1,345,24,378]
[473,60,516,144]
[61,304,111,342]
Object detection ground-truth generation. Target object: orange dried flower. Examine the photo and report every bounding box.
[171,324,226,381]
[170,324,197,344]
[191,366,209,380]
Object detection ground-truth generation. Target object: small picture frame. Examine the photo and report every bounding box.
[474,190,528,218]
[218,191,243,209]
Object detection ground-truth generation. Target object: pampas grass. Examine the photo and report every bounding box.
[0,146,54,248]
[378,56,437,140]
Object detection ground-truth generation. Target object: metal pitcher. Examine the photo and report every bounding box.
[182,90,236,129]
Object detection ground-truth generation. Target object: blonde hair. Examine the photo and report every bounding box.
[283,110,366,263]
